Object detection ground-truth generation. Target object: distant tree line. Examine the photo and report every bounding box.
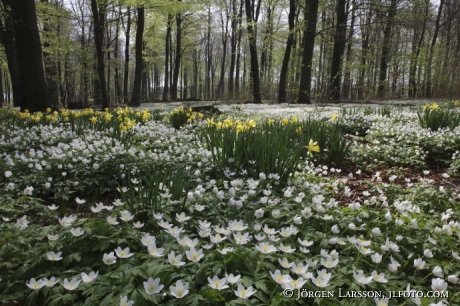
[1,0,459,111]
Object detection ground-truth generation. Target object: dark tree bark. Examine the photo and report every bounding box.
[131,6,144,106]
[244,0,262,103]
[260,0,275,85]
[425,0,444,98]
[2,0,49,112]
[5,70,10,103]
[205,9,212,99]
[142,51,148,101]
[114,4,122,104]
[154,64,160,100]
[228,0,238,98]
[171,6,182,101]
[0,66,3,105]
[296,0,319,104]
[216,5,229,99]
[408,0,429,98]
[0,1,20,107]
[234,0,243,97]
[377,0,397,98]
[105,18,111,103]
[123,6,131,104]
[90,0,109,109]
[163,14,173,101]
[342,0,356,100]
[329,0,348,101]
[278,0,296,103]
[41,0,61,109]
[357,10,371,100]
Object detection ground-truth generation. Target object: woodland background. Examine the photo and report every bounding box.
[0,0,459,112]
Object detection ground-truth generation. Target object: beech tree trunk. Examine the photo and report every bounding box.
[216,8,228,99]
[228,0,238,98]
[41,0,61,109]
[171,7,182,101]
[234,0,243,97]
[123,6,131,104]
[278,0,295,103]
[114,4,121,104]
[244,0,262,103]
[90,0,109,109]
[329,0,348,101]
[296,0,319,104]
[377,0,397,98]
[342,0,356,100]
[131,6,144,106]
[163,14,173,101]
[2,0,50,112]
[408,0,428,98]
[425,0,444,98]
[0,1,21,107]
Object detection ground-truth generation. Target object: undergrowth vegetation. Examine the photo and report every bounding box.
[0,102,459,306]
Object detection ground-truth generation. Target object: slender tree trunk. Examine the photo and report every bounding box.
[0,65,3,105]
[329,0,348,101]
[90,0,109,109]
[425,0,444,98]
[278,0,296,103]
[244,0,262,103]
[377,0,397,98]
[163,14,173,101]
[142,57,148,101]
[342,0,356,100]
[234,0,243,97]
[113,4,121,104]
[5,70,10,103]
[260,1,274,86]
[41,0,61,108]
[131,6,144,106]
[296,0,319,104]
[205,9,212,99]
[81,21,90,106]
[2,0,49,112]
[171,6,182,101]
[106,39,111,103]
[408,0,429,98]
[216,9,228,99]
[228,0,238,98]
[357,11,371,100]
[0,1,21,107]
[123,7,131,104]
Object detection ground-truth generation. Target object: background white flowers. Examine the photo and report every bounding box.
[1,104,460,305]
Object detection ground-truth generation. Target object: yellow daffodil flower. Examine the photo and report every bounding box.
[223,119,233,128]
[105,113,113,121]
[246,119,256,128]
[305,139,320,157]
[206,118,215,126]
[235,123,245,133]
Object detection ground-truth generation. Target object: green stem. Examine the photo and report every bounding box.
[268,283,279,304]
